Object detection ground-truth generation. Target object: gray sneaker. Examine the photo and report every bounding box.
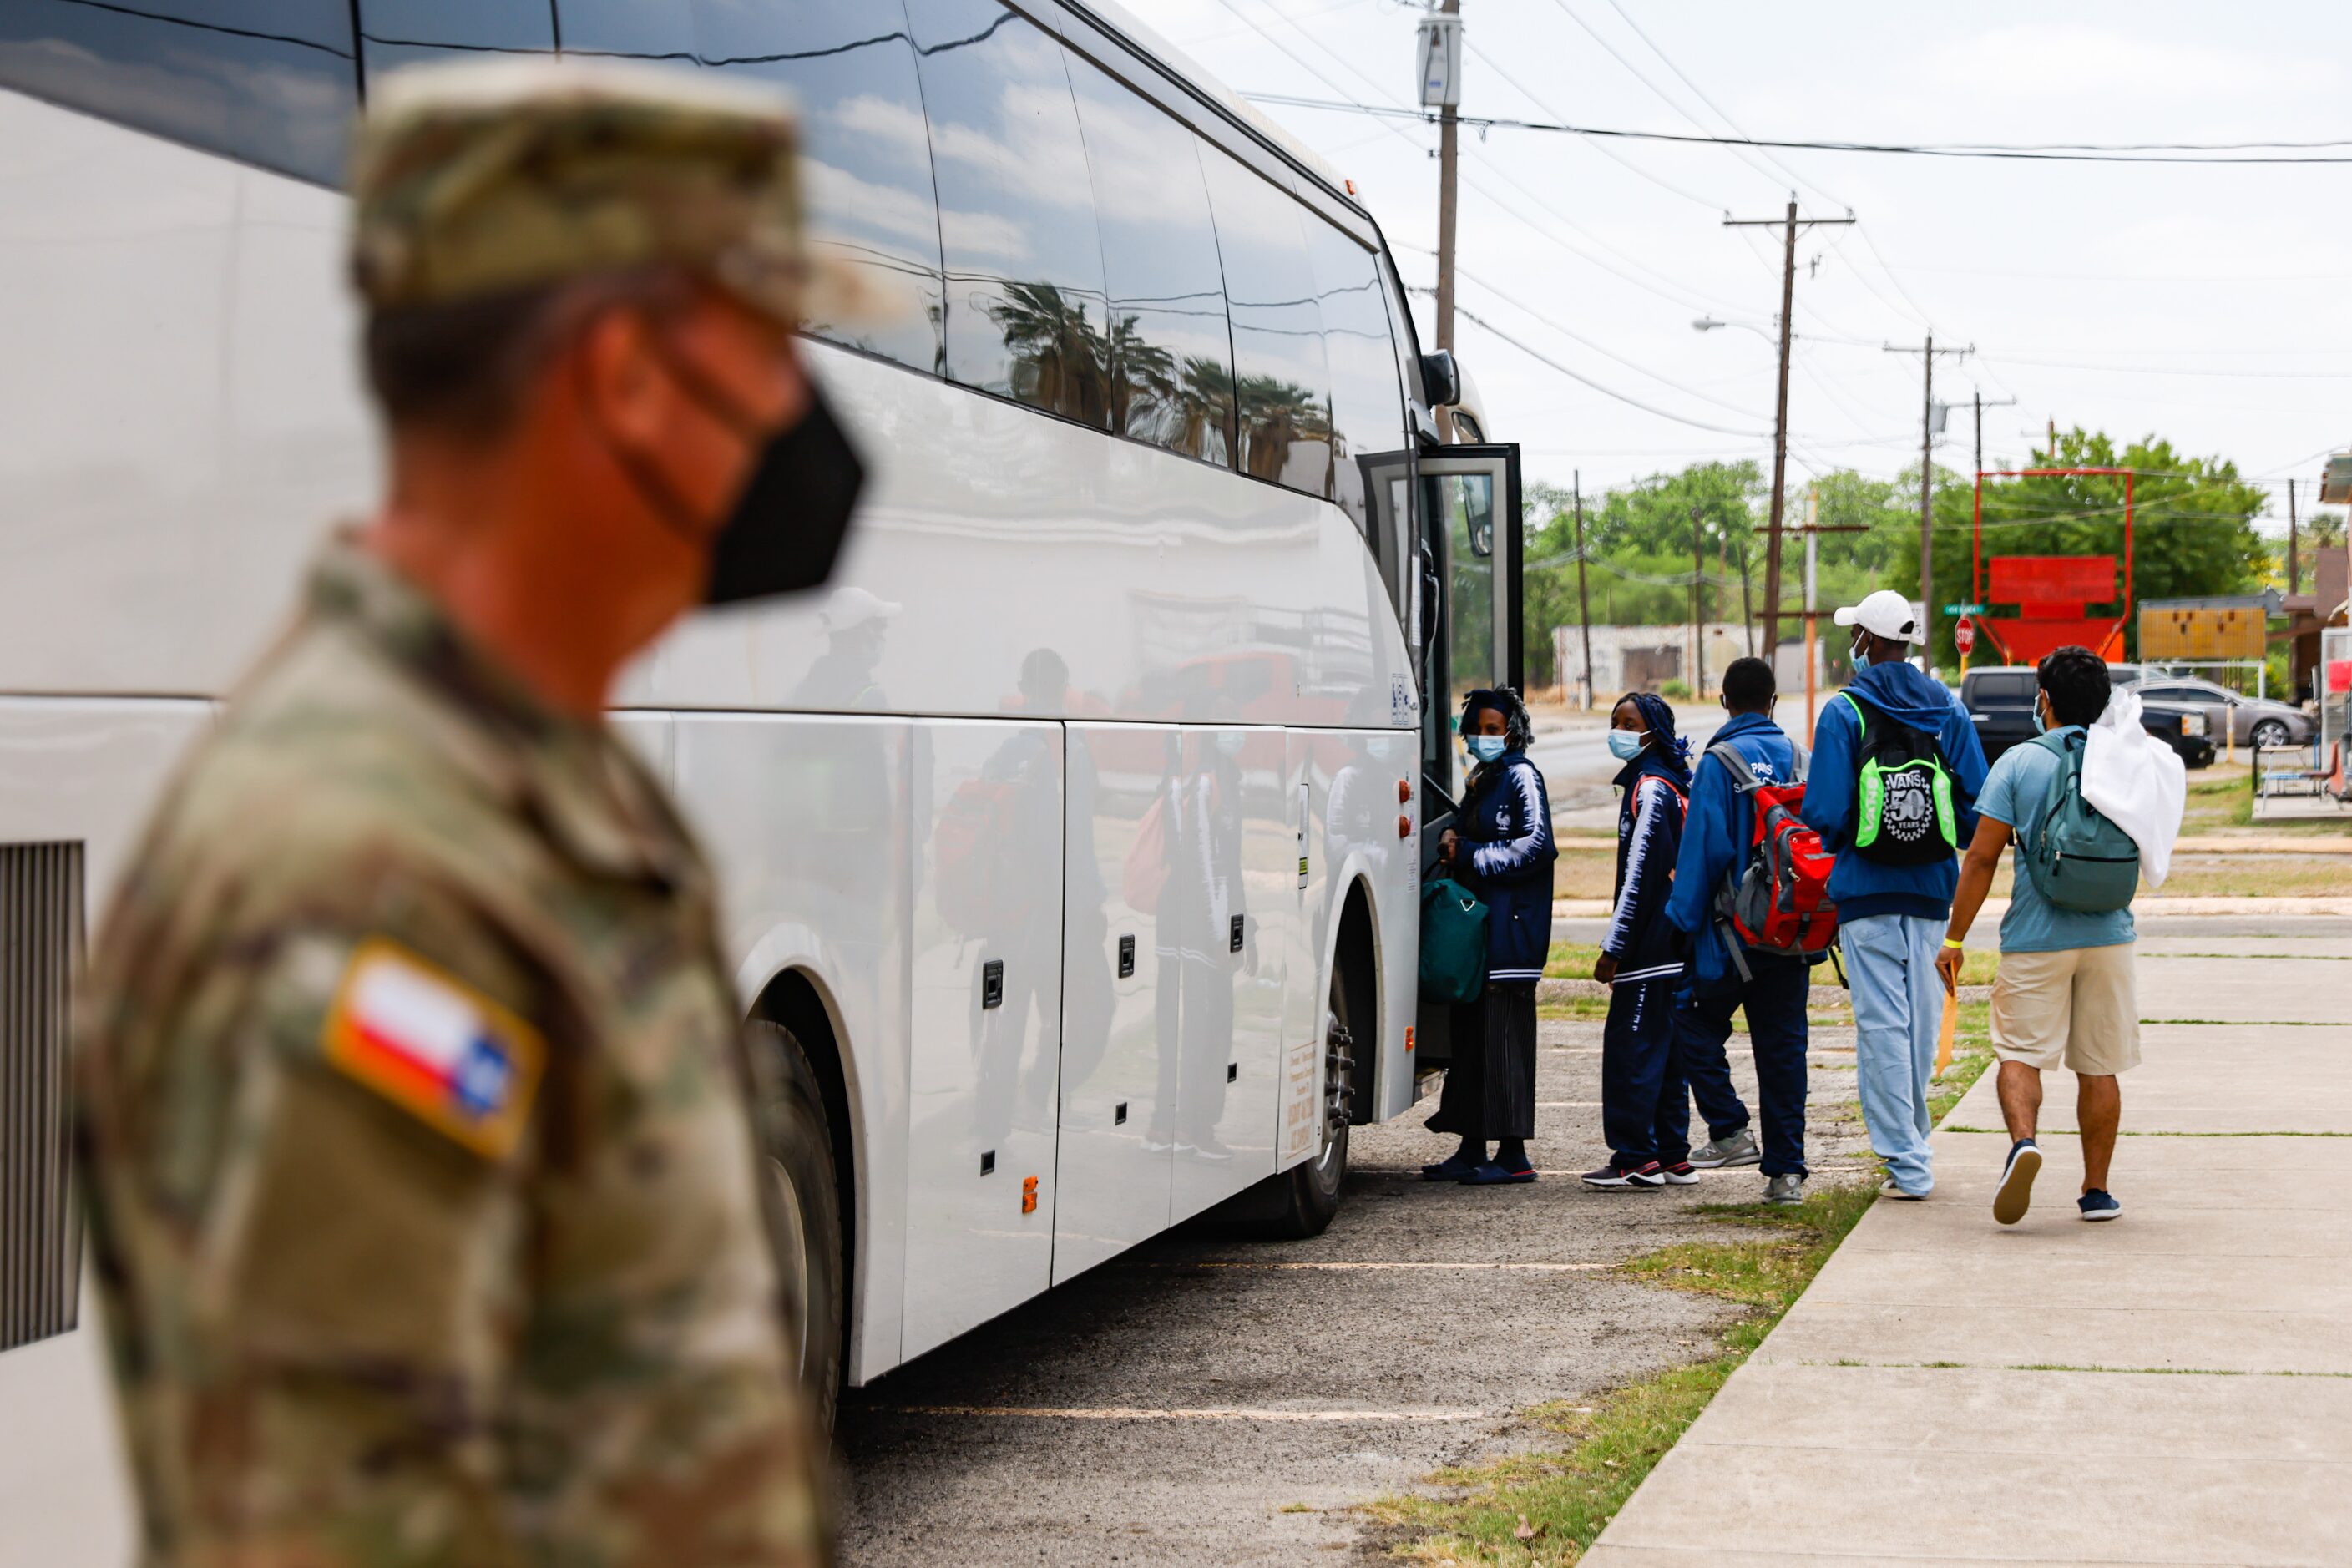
[1763,1173,1805,1206]
[1689,1128,1761,1168]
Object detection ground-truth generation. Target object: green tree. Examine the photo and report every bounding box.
[1889,428,2269,669]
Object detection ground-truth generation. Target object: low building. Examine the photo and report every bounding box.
[1549,623,1823,706]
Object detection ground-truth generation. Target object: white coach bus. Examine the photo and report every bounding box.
[0,0,1522,1540]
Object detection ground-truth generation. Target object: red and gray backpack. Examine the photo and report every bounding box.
[1705,741,1838,979]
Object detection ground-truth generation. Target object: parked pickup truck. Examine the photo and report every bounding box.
[1960,665,2215,769]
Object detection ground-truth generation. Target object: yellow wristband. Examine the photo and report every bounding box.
[1942,937,1965,949]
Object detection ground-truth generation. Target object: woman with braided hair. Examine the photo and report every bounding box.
[1585,690,1697,1189]
[1423,687,1557,1185]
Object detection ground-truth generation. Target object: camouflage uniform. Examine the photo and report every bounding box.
[73,58,847,1568]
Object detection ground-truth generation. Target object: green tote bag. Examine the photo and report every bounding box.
[1419,876,1490,1004]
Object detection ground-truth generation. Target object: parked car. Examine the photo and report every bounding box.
[1960,665,2214,768]
[2122,673,2314,751]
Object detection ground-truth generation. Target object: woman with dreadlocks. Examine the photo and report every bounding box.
[1584,690,1696,1190]
[1423,687,1557,1185]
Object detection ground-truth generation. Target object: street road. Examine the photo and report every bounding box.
[1525,711,1727,830]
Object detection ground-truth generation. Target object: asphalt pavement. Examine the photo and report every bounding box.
[832,979,1876,1565]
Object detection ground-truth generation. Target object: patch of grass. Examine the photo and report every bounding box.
[1368,1185,1875,1565]
[2183,771,2254,832]
[1537,997,1611,1024]
[1927,1001,1994,1127]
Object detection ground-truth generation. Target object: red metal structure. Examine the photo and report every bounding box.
[1972,468,2136,666]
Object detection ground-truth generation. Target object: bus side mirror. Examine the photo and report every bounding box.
[1419,350,1461,409]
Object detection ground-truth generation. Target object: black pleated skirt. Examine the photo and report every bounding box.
[1427,979,1539,1142]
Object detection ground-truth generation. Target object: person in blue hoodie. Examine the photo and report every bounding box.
[1424,687,1557,1186]
[1582,690,1692,1190]
[1803,589,1988,1198]
[1664,656,1814,1205]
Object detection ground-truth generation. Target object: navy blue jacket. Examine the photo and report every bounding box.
[1666,711,1809,993]
[1602,751,1687,984]
[1801,661,1988,922]
[1458,751,1557,983]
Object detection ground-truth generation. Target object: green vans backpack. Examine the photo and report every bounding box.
[1419,876,1490,1004]
[2021,727,2140,913]
[1841,691,1959,867]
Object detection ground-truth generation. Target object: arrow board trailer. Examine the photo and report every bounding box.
[0,0,1526,1537]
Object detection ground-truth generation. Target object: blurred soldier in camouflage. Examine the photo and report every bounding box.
[73,57,878,1566]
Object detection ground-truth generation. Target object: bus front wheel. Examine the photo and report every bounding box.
[750,1019,847,1432]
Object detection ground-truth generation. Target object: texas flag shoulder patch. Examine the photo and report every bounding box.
[321,938,546,1161]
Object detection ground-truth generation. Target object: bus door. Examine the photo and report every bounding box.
[1408,446,1525,1072]
[1420,447,1525,799]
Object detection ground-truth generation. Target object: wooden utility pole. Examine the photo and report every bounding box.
[1973,391,2016,481]
[1884,336,1972,658]
[1724,201,1853,660]
[1433,2,1459,363]
[1572,470,1595,709]
[1690,504,1704,700]
[2289,476,2300,597]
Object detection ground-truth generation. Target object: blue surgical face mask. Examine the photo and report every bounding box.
[1466,734,1508,763]
[1606,729,1646,761]
[1849,636,1869,670]
[2032,694,2051,735]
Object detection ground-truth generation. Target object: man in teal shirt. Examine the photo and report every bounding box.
[1938,646,2137,1226]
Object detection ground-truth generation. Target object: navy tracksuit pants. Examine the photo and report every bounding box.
[1601,974,1688,1167]
[1669,955,1811,1178]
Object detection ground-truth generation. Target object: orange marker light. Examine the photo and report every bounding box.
[1021,1176,1039,1215]
[1404,1026,1416,1054]
[1397,813,1412,839]
[1397,777,1413,804]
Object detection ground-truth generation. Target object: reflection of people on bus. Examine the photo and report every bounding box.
[956,668,1065,1146]
[1027,649,1114,1091]
[788,584,898,711]
[1144,724,1249,1159]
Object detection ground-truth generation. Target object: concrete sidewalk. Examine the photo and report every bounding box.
[1585,925,2352,1567]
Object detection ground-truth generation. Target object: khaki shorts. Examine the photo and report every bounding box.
[1990,943,2140,1075]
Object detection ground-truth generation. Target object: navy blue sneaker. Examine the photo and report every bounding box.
[1420,1151,1483,1181]
[1994,1138,2041,1227]
[1463,1160,1538,1186]
[2077,1188,2122,1222]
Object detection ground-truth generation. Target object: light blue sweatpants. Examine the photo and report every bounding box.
[1842,913,1942,1195]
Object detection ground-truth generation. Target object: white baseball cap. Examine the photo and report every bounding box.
[1833,589,1921,644]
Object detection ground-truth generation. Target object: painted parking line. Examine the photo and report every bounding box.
[878,1404,1490,1423]
[1536,1100,1602,1108]
[1125,1259,1615,1272]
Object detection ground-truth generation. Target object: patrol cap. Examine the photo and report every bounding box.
[348,55,878,327]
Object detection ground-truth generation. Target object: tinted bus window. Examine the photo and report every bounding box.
[0,1,357,185]
[559,0,948,374]
[906,0,1110,429]
[1200,149,1332,499]
[1305,219,1403,539]
[1066,54,1232,467]
[358,0,554,84]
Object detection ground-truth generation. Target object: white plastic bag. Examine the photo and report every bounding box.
[2081,687,2186,887]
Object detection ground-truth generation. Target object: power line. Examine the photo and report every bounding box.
[1459,34,1727,211]
[1398,247,1764,417]
[1236,94,2352,163]
[1440,299,1772,437]
[1539,0,1794,197]
[1594,0,1849,209]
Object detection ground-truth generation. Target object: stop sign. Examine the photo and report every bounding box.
[1955,616,1977,655]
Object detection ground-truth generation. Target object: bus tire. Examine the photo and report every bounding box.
[748,1019,847,1432]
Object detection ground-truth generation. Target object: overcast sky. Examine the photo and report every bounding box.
[1121,0,2352,532]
